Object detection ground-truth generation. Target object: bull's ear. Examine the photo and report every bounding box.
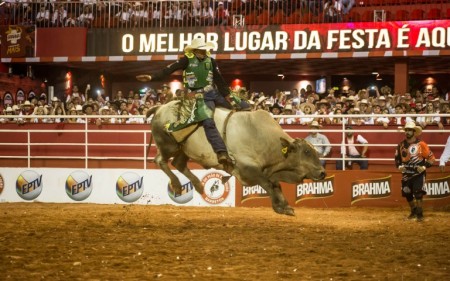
[280,137,292,158]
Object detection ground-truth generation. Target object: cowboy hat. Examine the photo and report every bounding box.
[184,38,216,53]
[309,120,322,128]
[256,96,268,104]
[316,99,330,107]
[22,100,32,106]
[283,104,293,111]
[403,121,422,136]
[344,96,356,103]
[269,103,284,112]
[299,102,316,113]
[82,104,93,113]
[4,106,13,113]
[359,99,369,105]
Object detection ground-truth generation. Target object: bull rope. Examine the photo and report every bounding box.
[222,110,236,148]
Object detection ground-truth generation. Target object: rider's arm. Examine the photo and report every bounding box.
[211,58,229,97]
[151,56,189,81]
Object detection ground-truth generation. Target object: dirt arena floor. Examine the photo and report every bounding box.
[0,203,449,281]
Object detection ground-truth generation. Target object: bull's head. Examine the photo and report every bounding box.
[280,137,326,181]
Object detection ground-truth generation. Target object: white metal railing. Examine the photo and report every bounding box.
[2,1,448,28]
[0,113,449,170]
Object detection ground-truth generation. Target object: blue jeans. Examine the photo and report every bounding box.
[201,90,232,153]
[336,155,368,170]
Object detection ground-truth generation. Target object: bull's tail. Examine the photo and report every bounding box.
[146,105,160,119]
[145,105,160,161]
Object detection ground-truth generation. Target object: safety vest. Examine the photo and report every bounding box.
[183,55,213,89]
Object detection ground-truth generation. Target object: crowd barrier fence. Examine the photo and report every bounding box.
[0,112,449,171]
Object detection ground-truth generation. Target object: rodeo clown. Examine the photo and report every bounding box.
[395,121,435,222]
[137,37,247,173]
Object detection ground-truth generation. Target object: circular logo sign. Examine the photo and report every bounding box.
[16,170,43,200]
[65,171,93,201]
[116,172,144,203]
[168,179,194,204]
[201,172,230,204]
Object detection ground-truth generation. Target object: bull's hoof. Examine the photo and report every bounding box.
[273,206,295,216]
[169,182,183,195]
[284,207,296,216]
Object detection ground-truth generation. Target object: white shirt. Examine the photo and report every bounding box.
[341,134,368,156]
[440,136,450,166]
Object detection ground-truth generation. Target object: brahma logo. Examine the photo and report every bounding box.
[201,172,230,204]
[295,176,335,203]
[241,185,268,203]
[168,180,194,204]
[16,170,43,200]
[424,175,450,199]
[351,176,391,204]
[116,172,144,203]
[65,171,93,201]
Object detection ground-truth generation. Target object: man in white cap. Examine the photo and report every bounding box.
[395,121,435,221]
[136,37,239,172]
[439,136,450,172]
[305,121,331,167]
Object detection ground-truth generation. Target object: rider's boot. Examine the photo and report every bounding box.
[217,151,234,174]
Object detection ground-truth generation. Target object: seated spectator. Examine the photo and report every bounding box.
[417,101,440,128]
[31,106,48,123]
[78,5,94,27]
[324,0,342,23]
[214,2,229,25]
[66,85,86,104]
[305,121,331,167]
[75,104,86,123]
[19,100,34,123]
[337,125,368,170]
[150,3,161,27]
[66,107,78,123]
[298,102,315,124]
[269,103,283,120]
[200,0,214,26]
[36,5,50,27]
[315,99,331,125]
[133,2,149,27]
[278,104,297,124]
[0,106,15,123]
[52,4,67,27]
[331,107,344,124]
[341,0,355,15]
[50,104,66,123]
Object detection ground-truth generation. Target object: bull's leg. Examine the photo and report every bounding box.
[271,183,295,216]
[171,152,204,194]
[259,181,294,216]
[154,151,183,194]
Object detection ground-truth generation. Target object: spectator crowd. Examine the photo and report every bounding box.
[1,0,354,28]
[1,82,449,129]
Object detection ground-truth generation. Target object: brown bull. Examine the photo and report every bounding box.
[148,101,326,216]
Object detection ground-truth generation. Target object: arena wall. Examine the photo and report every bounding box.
[0,123,449,208]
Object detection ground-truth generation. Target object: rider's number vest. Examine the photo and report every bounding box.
[183,56,214,90]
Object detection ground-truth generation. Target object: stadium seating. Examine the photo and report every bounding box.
[410,9,425,21]
[395,9,409,21]
[427,8,441,20]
